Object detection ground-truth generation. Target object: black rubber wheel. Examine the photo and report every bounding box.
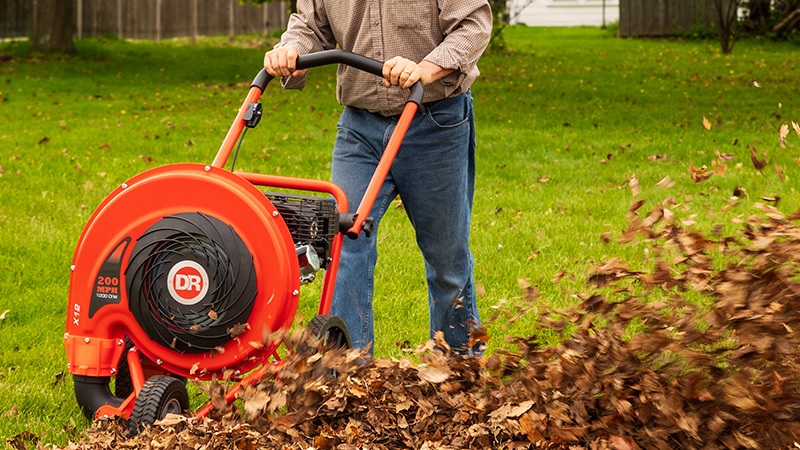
[114,338,186,399]
[304,314,352,352]
[128,375,189,435]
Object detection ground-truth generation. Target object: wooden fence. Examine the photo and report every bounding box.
[0,0,290,41]
[619,0,718,37]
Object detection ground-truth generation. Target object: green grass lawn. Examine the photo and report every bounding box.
[1,27,799,446]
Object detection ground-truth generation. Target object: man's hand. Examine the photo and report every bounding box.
[264,47,308,78]
[383,57,452,89]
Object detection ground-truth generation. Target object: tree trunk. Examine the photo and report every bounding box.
[31,0,76,53]
[713,0,739,54]
[744,0,771,35]
[228,0,235,42]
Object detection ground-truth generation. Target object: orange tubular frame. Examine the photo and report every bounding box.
[347,102,418,238]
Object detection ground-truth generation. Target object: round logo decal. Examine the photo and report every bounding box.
[167,261,209,305]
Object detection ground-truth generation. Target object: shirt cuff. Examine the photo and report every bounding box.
[423,46,463,73]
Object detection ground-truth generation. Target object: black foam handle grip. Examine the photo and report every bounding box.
[251,50,424,106]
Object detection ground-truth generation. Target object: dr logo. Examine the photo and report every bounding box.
[167,261,209,305]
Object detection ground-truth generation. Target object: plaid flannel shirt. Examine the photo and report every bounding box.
[275,0,492,117]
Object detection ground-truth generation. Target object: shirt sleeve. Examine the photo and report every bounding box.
[423,0,493,73]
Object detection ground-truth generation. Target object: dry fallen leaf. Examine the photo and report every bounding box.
[703,116,712,130]
[779,124,789,148]
[4,406,18,418]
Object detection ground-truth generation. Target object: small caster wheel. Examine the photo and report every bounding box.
[128,375,189,435]
[306,314,352,352]
[297,315,352,380]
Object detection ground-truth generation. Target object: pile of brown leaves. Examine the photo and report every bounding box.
[29,202,800,449]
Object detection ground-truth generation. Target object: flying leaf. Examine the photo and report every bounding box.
[779,124,789,148]
[625,175,641,197]
[716,148,734,161]
[228,322,249,338]
[468,326,490,347]
[417,364,451,383]
[627,199,646,218]
[656,176,674,188]
[749,145,766,173]
[703,117,712,130]
[775,164,785,182]
[689,164,713,183]
[712,159,727,176]
[52,371,65,387]
[792,121,800,138]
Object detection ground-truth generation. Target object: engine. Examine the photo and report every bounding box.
[266,193,339,284]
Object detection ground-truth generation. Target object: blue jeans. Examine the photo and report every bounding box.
[329,91,481,356]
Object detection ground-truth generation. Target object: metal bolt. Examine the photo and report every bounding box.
[121,183,128,189]
[157,359,163,365]
[117,339,124,346]
[63,333,69,339]
[272,211,279,217]
[84,337,90,343]
[204,165,211,172]
[70,265,76,271]
[234,370,241,376]
[110,368,116,374]
[292,290,299,296]
[67,363,71,369]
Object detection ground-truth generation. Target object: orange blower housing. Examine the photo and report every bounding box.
[65,164,299,382]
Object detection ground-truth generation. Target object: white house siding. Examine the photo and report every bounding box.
[510,0,620,27]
